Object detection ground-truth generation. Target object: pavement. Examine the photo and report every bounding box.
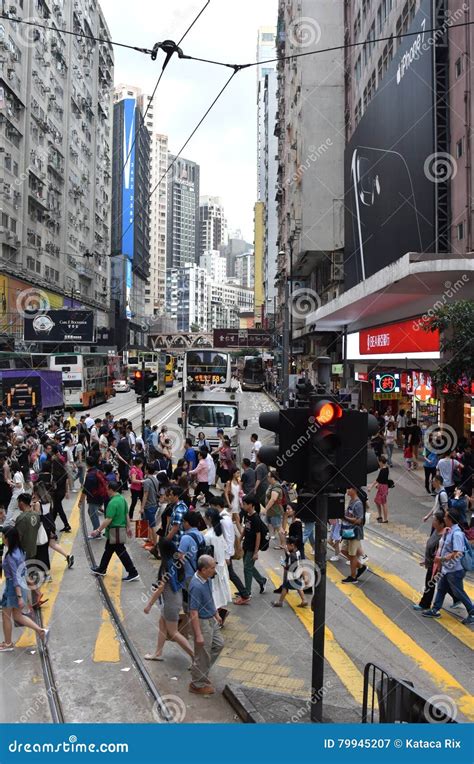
[0,390,473,724]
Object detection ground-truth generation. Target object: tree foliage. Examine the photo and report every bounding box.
[424,299,474,392]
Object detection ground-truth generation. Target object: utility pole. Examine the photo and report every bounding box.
[141,358,146,438]
[282,274,290,408]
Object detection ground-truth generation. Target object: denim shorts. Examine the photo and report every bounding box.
[144,506,157,528]
[1,578,28,609]
[268,515,282,529]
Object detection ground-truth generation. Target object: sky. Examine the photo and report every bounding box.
[100,0,279,242]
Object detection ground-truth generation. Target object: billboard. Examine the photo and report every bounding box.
[344,0,435,289]
[359,317,440,356]
[24,310,94,343]
[122,98,136,262]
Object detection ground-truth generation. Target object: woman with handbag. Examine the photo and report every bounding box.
[369,455,391,523]
[31,486,74,575]
[340,487,367,584]
[204,508,232,625]
[89,481,139,582]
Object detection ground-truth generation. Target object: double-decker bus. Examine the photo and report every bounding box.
[165,353,175,387]
[126,351,165,396]
[49,353,114,408]
[241,355,265,391]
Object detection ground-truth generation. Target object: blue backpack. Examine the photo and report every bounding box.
[460,534,474,573]
[166,558,184,593]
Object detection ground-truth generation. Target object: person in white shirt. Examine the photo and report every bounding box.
[250,433,262,468]
[4,461,25,527]
[437,452,463,497]
[202,447,216,487]
[209,496,247,601]
[84,413,95,430]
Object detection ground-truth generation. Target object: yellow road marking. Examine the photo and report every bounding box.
[93,553,124,662]
[326,563,474,720]
[366,531,474,599]
[16,497,81,649]
[266,568,365,706]
[366,561,474,650]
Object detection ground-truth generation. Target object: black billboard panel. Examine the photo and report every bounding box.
[344,0,435,289]
[24,310,94,343]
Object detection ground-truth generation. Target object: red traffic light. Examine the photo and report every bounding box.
[134,371,143,379]
[314,401,343,426]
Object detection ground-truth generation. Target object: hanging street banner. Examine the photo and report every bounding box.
[213,329,273,348]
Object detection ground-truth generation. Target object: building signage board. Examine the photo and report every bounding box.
[213,329,273,348]
[347,316,440,361]
[344,0,435,288]
[24,310,94,343]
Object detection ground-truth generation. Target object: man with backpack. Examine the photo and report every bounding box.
[166,485,188,547]
[80,456,109,538]
[141,464,160,550]
[234,493,268,605]
[422,508,474,625]
[177,511,206,637]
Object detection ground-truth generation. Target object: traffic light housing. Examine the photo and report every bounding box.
[259,396,380,493]
[135,370,155,402]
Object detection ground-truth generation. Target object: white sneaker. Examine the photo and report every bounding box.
[329,555,340,562]
[345,559,351,566]
[449,602,463,610]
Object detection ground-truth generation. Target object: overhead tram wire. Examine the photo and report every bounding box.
[118,68,241,250]
[2,11,472,72]
[179,18,474,70]
[118,1,212,205]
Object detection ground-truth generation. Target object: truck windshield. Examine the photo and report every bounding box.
[188,404,238,428]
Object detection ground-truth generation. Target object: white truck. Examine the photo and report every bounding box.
[178,349,247,457]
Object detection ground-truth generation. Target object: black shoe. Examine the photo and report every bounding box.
[90,567,106,577]
[60,526,72,533]
[273,585,283,594]
[303,587,313,594]
[122,573,140,582]
[66,555,75,569]
[259,577,267,594]
[356,564,367,579]
[341,576,359,584]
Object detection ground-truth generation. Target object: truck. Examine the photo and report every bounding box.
[0,369,64,416]
[178,349,247,458]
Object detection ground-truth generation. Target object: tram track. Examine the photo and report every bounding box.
[79,504,173,723]
[33,609,65,724]
[90,388,181,432]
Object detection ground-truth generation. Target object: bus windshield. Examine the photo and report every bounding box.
[188,404,238,428]
[185,351,230,386]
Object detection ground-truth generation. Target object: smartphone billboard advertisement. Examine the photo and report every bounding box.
[344,0,435,289]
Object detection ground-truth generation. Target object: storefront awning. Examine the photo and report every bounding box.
[297,252,474,335]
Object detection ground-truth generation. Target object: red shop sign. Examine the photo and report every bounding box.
[359,317,440,356]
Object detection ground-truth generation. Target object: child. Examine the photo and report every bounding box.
[404,444,413,470]
[272,539,308,608]
[328,519,342,561]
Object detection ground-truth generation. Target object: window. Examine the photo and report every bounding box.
[354,55,362,83]
[455,57,462,78]
[362,0,372,19]
[456,138,464,158]
[353,10,361,38]
[261,32,274,42]
[457,222,464,240]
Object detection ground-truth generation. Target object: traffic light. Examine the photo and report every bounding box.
[259,396,380,492]
[258,408,312,484]
[135,370,155,402]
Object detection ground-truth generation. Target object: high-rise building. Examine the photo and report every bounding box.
[209,280,254,329]
[198,196,227,258]
[0,0,114,339]
[257,27,278,320]
[111,89,151,350]
[219,232,253,278]
[167,264,208,332]
[166,155,200,269]
[275,0,345,346]
[199,250,227,283]
[235,252,255,290]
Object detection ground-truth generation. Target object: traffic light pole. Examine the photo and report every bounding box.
[141,359,146,438]
[311,493,328,723]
